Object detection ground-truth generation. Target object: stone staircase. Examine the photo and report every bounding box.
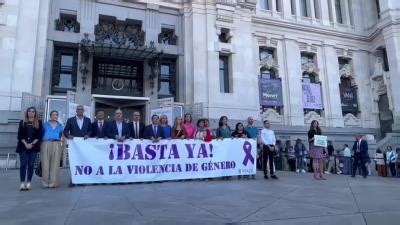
[368,132,400,155]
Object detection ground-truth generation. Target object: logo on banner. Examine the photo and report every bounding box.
[242,141,255,166]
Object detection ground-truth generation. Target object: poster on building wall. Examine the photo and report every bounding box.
[302,83,323,109]
[339,85,358,113]
[258,78,283,106]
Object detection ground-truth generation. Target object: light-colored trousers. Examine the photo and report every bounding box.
[41,141,62,187]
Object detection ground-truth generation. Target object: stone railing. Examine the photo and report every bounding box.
[373,133,400,150]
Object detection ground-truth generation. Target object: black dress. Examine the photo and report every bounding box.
[16,120,43,153]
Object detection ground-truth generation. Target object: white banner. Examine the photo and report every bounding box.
[68,138,257,184]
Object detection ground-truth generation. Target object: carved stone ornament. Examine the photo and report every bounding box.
[304,111,324,126]
[94,20,145,47]
[339,64,352,78]
[372,57,384,78]
[260,55,275,70]
[302,62,318,74]
[343,113,361,127]
[261,108,283,124]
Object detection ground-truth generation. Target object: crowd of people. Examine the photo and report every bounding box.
[16,105,399,191]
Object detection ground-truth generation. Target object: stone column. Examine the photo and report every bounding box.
[11,1,41,100]
[328,0,337,25]
[319,0,331,26]
[283,38,304,126]
[343,0,352,26]
[320,44,344,127]
[271,0,277,13]
[383,25,400,131]
[352,50,377,129]
[282,0,293,19]
[294,0,301,17]
[309,0,316,19]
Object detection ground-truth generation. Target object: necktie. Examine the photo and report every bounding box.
[99,121,103,130]
[357,141,360,152]
[153,125,157,136]
[135,122,139,138]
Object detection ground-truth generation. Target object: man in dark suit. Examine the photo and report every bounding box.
[128,111,145,139]
[91,110,108,139]
[143,114,164,142]
[63,104,91,187]
[106,109,130,142]
[351,134,368,178]
[63,104,91,139]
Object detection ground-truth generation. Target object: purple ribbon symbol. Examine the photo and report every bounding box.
[242,141,254,166]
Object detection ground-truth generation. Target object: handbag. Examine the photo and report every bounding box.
[35,162,42,177]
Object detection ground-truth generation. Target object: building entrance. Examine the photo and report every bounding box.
[92,95,149,123]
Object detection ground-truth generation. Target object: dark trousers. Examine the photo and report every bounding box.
[388,163,397,177]
[352,155,367,177]
[263,145,275,176]
[343,157,352,175]
[19,151,38,182]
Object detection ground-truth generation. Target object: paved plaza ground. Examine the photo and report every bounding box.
[0,169,399,225]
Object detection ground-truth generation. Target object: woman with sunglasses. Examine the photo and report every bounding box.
[16,107,43,191]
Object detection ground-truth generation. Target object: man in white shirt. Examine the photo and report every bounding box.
[260,120,278,179]
[342,144,351,175]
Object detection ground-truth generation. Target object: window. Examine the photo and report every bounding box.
[300,0,309,17]
[382,48,389,72]
[55,12,80,33]
[338,58,358,116]
[276,0,282,12]
[92,58,144,97]
[218,28,230,43]
[158,27,177,45]
[259,48,277,79]
[314,0,321,19]
[158,59,176,99]
[291,0,296,15]
[51,47,78,94]
[376,0,381,19]
[335,0,343,24]
[219,55,231,93]
[301,53,322,115]
[259,0,270,10]
[259,48,281,114]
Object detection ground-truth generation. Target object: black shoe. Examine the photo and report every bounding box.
[351,175,355,178]
[271,175,279,180]
[264,175,269,179]
[363,176,367,179]
[68,182,75,188]
[238,176,242,180]
[251,175,255,180]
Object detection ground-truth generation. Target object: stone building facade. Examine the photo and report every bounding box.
[1,0,400,153]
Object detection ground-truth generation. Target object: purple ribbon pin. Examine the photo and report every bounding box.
[242,141,254,166]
